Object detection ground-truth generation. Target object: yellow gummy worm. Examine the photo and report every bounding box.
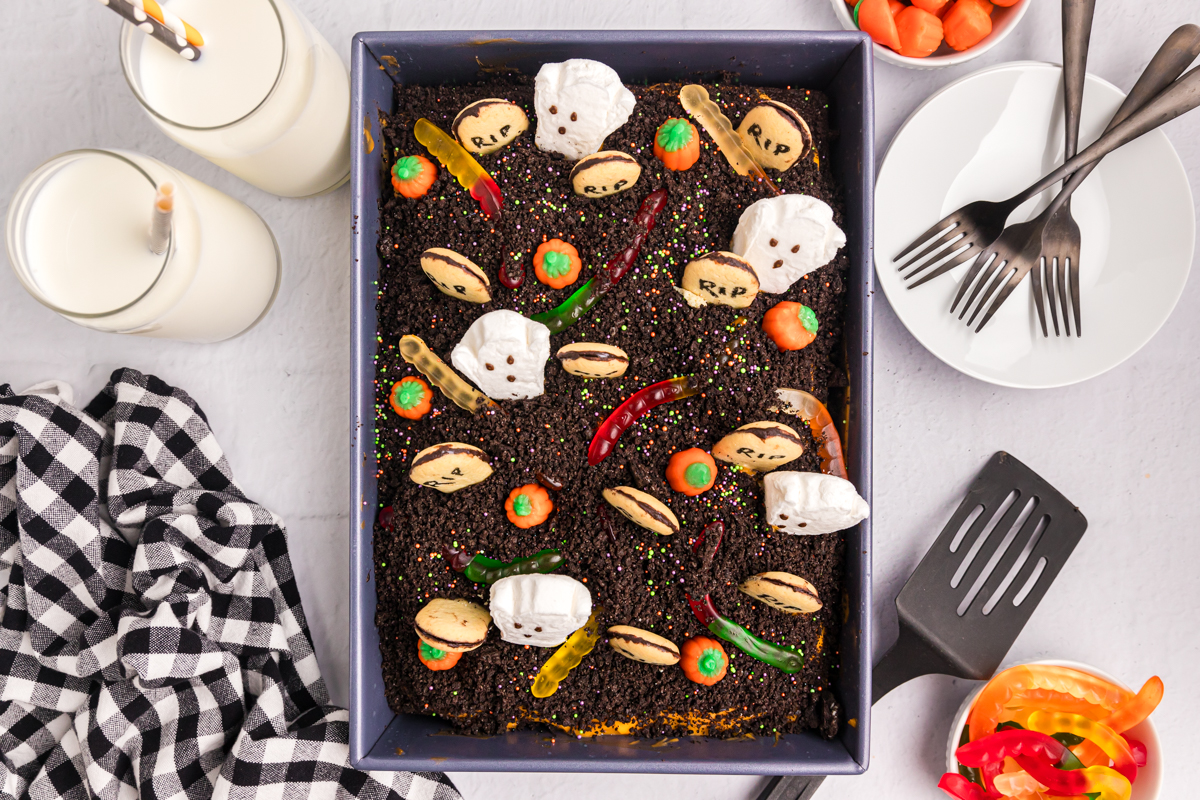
[398,335,495,414]
[531,608,603,699]
[678,85,773,184]
[414,118,489,192]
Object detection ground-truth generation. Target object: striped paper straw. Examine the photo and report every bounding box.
[148,183,174,255]
[98,0,204,61]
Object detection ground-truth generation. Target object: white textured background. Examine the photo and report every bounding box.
[2,1,1198,798]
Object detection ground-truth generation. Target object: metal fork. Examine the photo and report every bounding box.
[895,28,1200,292]
[954,25,1200,332]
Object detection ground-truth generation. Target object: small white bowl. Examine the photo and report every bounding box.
[828,0,1031,69]
[946,660,1163,800]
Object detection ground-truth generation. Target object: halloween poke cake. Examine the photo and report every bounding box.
[373,58,868,739]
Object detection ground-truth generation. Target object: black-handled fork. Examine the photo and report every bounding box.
[955,23,1200,333]
[895,24,1200,296]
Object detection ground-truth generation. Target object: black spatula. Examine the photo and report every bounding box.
[757,452,1088,800]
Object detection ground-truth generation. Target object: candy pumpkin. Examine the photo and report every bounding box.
[418,639,462,671]
[666,448,717,496]
[762,301,819,351]
[505,484,554,528]
[654,118,701,171]
[680,636,728,685]
[534,239,583,289]
[392,155,437,198]
[390,376,433,419]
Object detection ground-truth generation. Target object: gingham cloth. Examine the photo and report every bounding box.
[0,369,461,800]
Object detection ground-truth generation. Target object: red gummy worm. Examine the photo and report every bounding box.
[441,545,474,572]
[685,593,721,626]
[498,261,525,289]
[605,188,668,283]
[596,503,617,544]
[470,175,503,220]
[693,521,724,571]
[587,375,701,466]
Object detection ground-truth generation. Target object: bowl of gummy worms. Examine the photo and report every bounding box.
[941,660,1163,800]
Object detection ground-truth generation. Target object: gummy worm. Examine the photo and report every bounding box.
[442,546,564,584]
[686,593,803,674]
[1025,709,1137,782]
[531,188,668,335]
[771,388,848,479]
[596,503,617,544]
[398,335,496,414]
[587,375,702,466]
[693,521,724,572]
[967,664,1132,744]
[935,773,989,800]
[531,608,603,698]
[498,262,525,290]
[678,85,781,196]
[414,118,503,220]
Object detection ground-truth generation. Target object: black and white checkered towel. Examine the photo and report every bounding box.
[0,369,461,800]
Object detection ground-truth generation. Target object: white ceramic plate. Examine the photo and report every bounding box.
[876,62,1195,389]
[829,0,1031,70]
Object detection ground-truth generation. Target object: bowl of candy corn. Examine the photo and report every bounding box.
[940,660,1163,800]
[829,0,1031,68]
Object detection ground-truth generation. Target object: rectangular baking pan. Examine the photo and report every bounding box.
[350,30,874,774]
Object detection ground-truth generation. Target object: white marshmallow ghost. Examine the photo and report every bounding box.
[451,310,551,400]
[763,471,869,536]
[489,574,592,648]
[731,194,847,294]
[534,59,636,161]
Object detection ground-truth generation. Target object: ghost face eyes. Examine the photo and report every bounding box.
[765,238,803,268]
[546,105,579,134]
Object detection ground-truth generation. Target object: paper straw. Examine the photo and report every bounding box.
[149,183,174,255]
[97,0,204,61]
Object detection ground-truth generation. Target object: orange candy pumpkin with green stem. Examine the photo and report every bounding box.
[417,640,462,671]
[390,376,433,419]
[654,118,701,171]
[762,301,820,351]
[680,636,728,685]
[666,449,717,496]
[505,484,554,528]
[391,155,437,198]
[533,239,583,289]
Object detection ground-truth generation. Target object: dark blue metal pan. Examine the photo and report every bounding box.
[350,30,874,774]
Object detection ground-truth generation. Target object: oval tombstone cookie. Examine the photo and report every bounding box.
[739,572,822,615]
[556,342,629,378]
[414,598,492,652]
[736,101,813,172]
[607,625,681,665]
[409,442,493,493]
[712,421,804,471]
[420,248,492,304]
[681,252,760,309]
[569,151,641,198]
[602,486,679,536]
[453,98,529,155]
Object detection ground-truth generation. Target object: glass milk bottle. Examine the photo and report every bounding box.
[5,149,280,343]
[119,0,351,197]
